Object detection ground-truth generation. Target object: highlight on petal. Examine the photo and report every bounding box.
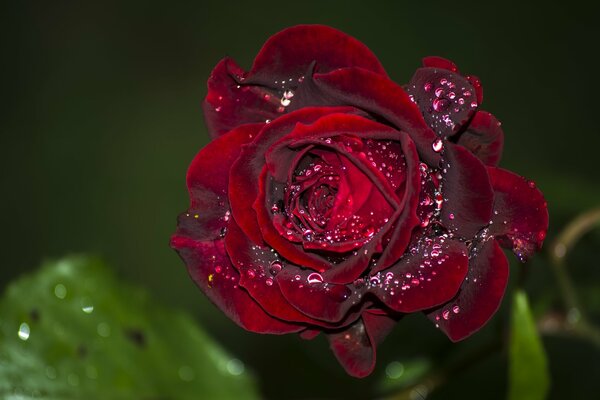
[328,310,398,378]
[456,111,504,166]
[426,239,509,341]
[170,237,302,334]
[441,143,494,238]
[488,167,549,261]
[422,56,459,72]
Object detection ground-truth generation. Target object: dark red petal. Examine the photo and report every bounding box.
[300,329,321,340]
[203,58,279,138]
[275,265,356,323]
[426,239,509,341]
[248,25,387,84]
[328,310,398,378]
[370,237,469,313]
[170,236,302,334]
[178,123,263,242]
[466,75,483,104]
[441,143,494,238]
[422,56,459,73]
[225,219,341,327]
[311,67,440,166]
[406,67,478,138]
[487,167,549,261]
[456,111,504,166]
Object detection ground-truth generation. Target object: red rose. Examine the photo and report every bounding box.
[170,25,548,377]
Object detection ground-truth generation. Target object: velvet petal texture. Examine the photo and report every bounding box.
[328,310,398,378]
[204,25,387,138]
[426,239,509,341]
[441,143,494,238]
[488,167,549,260]
[456,111,504,166]
[171,123,301,333]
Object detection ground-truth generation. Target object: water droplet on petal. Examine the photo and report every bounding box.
[307,273,323,284]
[432,139,443,152]
[452,305,460,314]
[269,261,282,275]
[424,82,433,92]
[442,310,450,320]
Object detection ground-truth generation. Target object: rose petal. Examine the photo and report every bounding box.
[406,67,478,138]
[275,265,357,323]
[225,219,354,327]
[441,143,494,238]
[456,111,504,166]
[370,237,469,312]
[466,75,483,104]
[488,167,548,261]
[327,310,398,378]
[177,123,263,242]
[203,58,280,138]
[229,106,357,248]
[307,67,440,166]
[422,56,459,73]
[426,239,509,341]
[248,25,388,83]
[170,236,302,334]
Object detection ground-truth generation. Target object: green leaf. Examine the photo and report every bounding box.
[508,290,550,400]
[378,358,432,392]
[0,256,259,400]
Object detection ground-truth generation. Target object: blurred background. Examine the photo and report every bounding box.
[2,1,599,399]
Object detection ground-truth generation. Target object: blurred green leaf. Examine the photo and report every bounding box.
[0,256,259,400]
[508,290,550,400]
[378,358,432,392]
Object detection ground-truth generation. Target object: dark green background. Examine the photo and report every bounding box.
[2,1,599,399]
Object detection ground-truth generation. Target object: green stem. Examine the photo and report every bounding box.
[548,207,600,348]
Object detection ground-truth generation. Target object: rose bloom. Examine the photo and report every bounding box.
[171,25,548,377]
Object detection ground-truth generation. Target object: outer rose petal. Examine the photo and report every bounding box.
[370,237,469,313]
[309,67,440,166]
[422,56,459,72]
[441,143,494,238]
[248,25,388,82]
[171,237,302,334]
[488,167,549,260]
[225,219,360,328]
[426,239,509,341]
[456,111,504,166]
[178,123,263,243]
[203,58,280,138]
[204,25,387,138]
[328,310,398,378]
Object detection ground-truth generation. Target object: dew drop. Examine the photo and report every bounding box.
[97,322,111,338]
[448,213,455,220]
[442,310,450,320]
[432,139,443,153]
[307,273,323,284]
[226,358,245,375]
[246,270,256,279]
[433,98,449,112]
[269,261,283,275]
[386,361,405,379]
[54,284,67,299]
[81,298,94,314]
[452,305,460,314]
[265,278,274,286]
[434,87,444,98]
[424,82,433,91]
[18,322,30,341]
